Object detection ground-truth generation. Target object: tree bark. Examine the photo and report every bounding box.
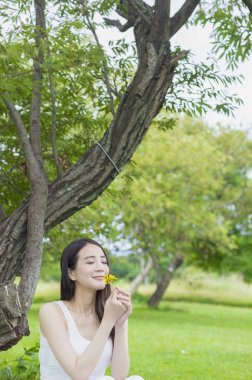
[29,0,46,171]
[0,0,48,351]
[130,256,153,295]
[147,255,184,308]
[0,282,29,351]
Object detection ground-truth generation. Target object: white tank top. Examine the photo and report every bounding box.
[39,300,113,380]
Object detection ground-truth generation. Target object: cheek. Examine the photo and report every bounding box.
[76,265,92,277]
[85,266,94,274]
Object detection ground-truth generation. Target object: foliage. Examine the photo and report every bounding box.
[111,119,252,275]
[0,0,135,214]
[222,234,252,282]
[166,49,244,117]
[190,0,252,69]
[0,344,40,380]
[1,0,251,216]
[110,254,140,280]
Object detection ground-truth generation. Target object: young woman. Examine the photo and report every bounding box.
[39,238,144,380]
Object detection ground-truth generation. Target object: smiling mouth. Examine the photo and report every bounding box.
[93,276,105,280]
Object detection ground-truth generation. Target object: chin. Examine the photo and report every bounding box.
[93,281,106,289]
[99,282,106,288]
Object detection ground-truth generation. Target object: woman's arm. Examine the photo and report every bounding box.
[39,290,124,380]
[111,287,132,380]
[111,321,130,380]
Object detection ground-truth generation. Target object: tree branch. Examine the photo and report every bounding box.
[129,0,152,26]
[29,0,46,171]
[49,74,63,178]
[81,0,116,117]
[19,177,48,309]
[116,0,153,22]
[3,98,41,181]
[3,95,49,309]
[129,255,153,295]
[170,0,201,38]
[149,0,171,53]
[103,17,133,32]
[170,50,189,67]
[2,70,33,78]
[3,96,48,309]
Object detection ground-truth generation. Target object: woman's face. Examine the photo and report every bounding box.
[69,243,109,291]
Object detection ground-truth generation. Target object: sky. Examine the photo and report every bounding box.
[170,24,252,130]
[96,1,252,132]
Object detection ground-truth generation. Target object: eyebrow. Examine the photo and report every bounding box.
[84,255,107,260]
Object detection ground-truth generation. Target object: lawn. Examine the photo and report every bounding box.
[1,277,252,380]
[129,301,252,380]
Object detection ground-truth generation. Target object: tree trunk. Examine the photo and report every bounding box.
[0,50,179,350]
[0,56,179,280]
[148,255,184,308]
[130,257,153,295]
[0,0,200,350]
[0,282,29,351]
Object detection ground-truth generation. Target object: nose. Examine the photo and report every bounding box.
[95,262,105,272]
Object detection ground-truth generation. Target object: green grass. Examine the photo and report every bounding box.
[1,275,252,379]
[129,301,252,380]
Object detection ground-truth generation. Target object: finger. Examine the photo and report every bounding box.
[116,295,131,303]
[115,287,131,298]
[116,292,130,298]
[121,300,132,309]
[121,301,132,313]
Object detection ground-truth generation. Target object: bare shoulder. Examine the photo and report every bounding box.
[39,301,58,317]
[39,302,65,324]
[39,302,67,337]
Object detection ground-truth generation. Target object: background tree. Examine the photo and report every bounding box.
[0,0,251,349]
[105,119,252,307]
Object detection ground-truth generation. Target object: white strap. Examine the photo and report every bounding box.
[55,300,76,331]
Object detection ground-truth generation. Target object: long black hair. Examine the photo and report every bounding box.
[60,237,115,342]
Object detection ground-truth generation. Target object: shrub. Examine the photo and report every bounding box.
[0,344,40,380]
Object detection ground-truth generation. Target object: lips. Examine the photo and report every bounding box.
[93,276,105,280]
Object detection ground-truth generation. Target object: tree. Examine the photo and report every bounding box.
[110,119,252,307]
[0,0,251,350]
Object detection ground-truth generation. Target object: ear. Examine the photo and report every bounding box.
[68,268,75,281]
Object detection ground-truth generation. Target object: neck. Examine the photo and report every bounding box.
[68,286,96,313]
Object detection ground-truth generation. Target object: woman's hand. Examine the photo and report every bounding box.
[104,288,126,325]
[114,287,132,328]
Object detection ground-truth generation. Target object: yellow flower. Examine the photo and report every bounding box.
[103,274,118,285]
